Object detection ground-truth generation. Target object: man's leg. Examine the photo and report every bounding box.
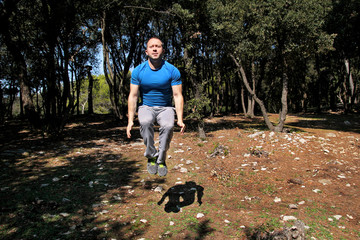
[156,107,175,176]
[138,106,158,174]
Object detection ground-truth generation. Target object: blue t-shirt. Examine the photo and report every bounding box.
[131,60,182,107]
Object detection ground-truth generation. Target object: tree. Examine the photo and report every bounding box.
[209,0,334,131]
[0,0,40,127]
[326,0,360,112]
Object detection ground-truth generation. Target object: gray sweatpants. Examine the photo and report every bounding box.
[138,105,175,164]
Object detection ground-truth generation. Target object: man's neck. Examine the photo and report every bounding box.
[148,59,163,70]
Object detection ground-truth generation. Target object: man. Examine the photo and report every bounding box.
[127,37,185,177]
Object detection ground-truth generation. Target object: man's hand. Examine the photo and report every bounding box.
[127,121,134,138]
[177,121,186,134]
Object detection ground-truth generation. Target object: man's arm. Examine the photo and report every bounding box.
[127,84,139,138]
[172,84,185,134]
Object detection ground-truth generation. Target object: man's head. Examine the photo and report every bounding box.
[146,37,164,61]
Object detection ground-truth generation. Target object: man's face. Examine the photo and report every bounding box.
[146,38,164,61]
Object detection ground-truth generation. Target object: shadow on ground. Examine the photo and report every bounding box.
[184,112,360,135]
[0,115,142,239]
[157,181,204,213]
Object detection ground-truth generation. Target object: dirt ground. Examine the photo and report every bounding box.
[1,113,359,239]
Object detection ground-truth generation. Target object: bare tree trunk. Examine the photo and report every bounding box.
[86,66,94,114]
[344,58,354,112]
[230,54,275,131]
[274,65,288,132]
[101,11,121,119]
[241,87,246,116]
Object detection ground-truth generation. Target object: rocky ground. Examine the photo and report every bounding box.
[0,113,359,239]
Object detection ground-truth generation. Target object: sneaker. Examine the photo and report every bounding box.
[147,157,158,175]
[158,163,168,177]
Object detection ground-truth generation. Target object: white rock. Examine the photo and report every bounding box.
[328,218,333,222]
[298,201,305,205]
[224,219,231,224]
[196,213,205,219]
[318,179,331,185]
[113,195,122,201]
[180,167,188,173]
[186,160,193,165]
[154,186,163,192]
[140,219,147,223]
[60,213,70,217]
[170,221,175,226]
[62,231,72,235]
[346,214,354,220]
[326,133,337,137]
[312,189,321,193]
[62,198,71,202]
[282,215,297,221]
[274,197,281,203]
[52,177,60,182]
[338,175,346,179]
[248,132,264,138]
[333,215,342,220]
[288,204,298,209]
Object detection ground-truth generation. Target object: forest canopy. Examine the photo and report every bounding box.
[1,0,359,133]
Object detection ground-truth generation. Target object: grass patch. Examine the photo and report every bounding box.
[259,184,277,195]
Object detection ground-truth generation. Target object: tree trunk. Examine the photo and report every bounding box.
[1,0,40,128]
[198,120,206,139]
[86,66,94,114]
[76,73,81,115]
[0,81,3,123]
[274,63,289,132]
[230,54,276,131]
[101,11,122,119]
[344,58,354,111]
[241,87,246,116]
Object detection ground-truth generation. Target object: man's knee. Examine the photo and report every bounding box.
[139,117,154,128]
[160,121,174,131]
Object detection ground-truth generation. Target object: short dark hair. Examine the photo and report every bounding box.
[146,37,164,48]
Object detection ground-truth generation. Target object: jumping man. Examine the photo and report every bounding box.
[127,37,185,177]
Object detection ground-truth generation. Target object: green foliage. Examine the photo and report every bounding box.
[185,94,211,120]
[79,75,112,114]
[2,0,360,127]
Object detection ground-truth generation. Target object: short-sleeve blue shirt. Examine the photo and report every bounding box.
[131,60,182,107]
